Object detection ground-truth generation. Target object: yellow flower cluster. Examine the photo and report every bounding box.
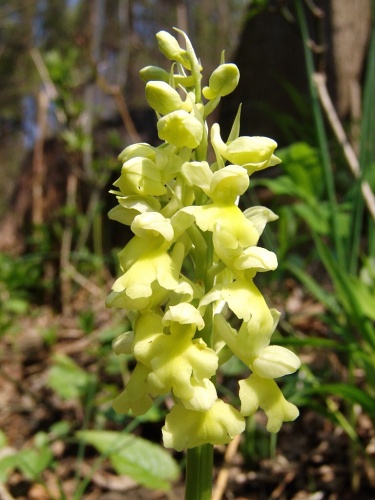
[107,29,300,452]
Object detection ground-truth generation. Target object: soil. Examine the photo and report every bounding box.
[1,284,375,500]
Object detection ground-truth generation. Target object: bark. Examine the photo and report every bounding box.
[220,1,372,145]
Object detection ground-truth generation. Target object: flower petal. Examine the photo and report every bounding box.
[112,362,153,416]
[162,400,245,451]
[239,374,299,432]
[200,279,274,327]
[252,345,301,379]
[234,246,278,273]
[157,110,203,148]
[181,378,218,411]
[146,81,183,115]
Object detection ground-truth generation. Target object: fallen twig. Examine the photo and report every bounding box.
[212,434,241,500]
[313,72,375,221]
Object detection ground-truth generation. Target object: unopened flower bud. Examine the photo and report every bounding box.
[156,30,190,69]
[140,65,170,84]
[157,110,203,148]
[203,63,240,100]
[252,345,301,379]
[146,81,184,115]
[118,143,155,163]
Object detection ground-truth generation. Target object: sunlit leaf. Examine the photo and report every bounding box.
[76,430,179,491]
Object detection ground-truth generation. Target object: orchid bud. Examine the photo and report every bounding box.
[156,30,190,69]
[157,110,203,148]
[202,63,239,100]
[252,345,301,379]
[145,81,184,115]
[140,65,170,84]
[118,143,155,163]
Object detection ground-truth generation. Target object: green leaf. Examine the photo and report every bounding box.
[220,354,247,376]
[286,261,339,313]
[17,447,53,480]
[293,202,329,235]
[0,453,20,482]
[299,383,375,419]
[277,142,323,198]
[76,430,179,491]
[346,275,375,321]
[271,335,342,350]
[47,354,92,400]
[255,175,310,199]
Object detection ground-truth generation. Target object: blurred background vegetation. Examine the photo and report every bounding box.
[0,1,375,499]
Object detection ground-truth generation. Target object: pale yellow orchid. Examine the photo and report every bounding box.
[108,29,301,462]
[132,306,218,405]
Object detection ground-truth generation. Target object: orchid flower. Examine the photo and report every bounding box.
[107,30,300,498]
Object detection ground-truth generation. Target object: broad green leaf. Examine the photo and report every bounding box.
[76,430,179,491]
[16,447,53,480]
[47,354,92,400]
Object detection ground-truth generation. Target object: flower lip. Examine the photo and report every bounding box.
[162,400,245,451]
[131,212,174,242]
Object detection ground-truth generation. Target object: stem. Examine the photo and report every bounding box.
[360,0,375,258]
[185,444,214,500]
[295,1,344,267]
[185,217,215,500]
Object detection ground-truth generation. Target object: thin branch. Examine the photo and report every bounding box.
[60,172,78,314]
[65,262,104,298]
[29,47,66,125]
[313,72,375,221]
[95,72,141,144]
[212,434,241,500]
[32,89,48,226]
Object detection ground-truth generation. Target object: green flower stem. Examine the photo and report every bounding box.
[185,218,215,500]
[185,444,214,500]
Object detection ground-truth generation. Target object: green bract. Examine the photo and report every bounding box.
[107,28,300,452]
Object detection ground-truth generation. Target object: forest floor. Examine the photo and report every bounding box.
[1,281,375,500]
